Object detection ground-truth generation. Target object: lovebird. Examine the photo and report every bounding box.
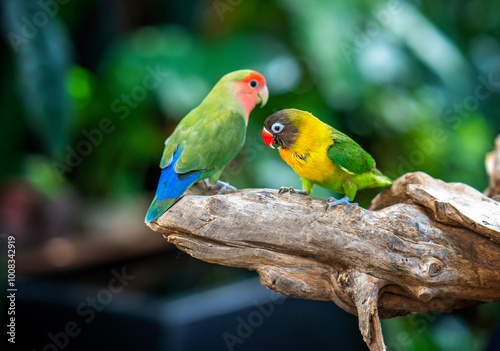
[145,70,269,222]
[261,109,392,206]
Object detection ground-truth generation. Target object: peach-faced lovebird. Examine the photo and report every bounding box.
[262,109,391,207]
[145,70,268,222]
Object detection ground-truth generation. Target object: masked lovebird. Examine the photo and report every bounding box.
[145,70,269,223]
[262,108,391,207]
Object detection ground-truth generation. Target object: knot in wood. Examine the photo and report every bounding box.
[337,271,354,289]
[416,287,433,302]
[420,257,443,277]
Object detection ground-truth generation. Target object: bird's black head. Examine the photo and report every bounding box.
[262,109,300,149]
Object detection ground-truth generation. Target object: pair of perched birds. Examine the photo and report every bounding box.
[145,70,392,223]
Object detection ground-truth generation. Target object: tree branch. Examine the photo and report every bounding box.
[147,139,500,351]
[486,134,500,199]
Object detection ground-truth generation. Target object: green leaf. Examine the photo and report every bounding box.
[4,0,74,156]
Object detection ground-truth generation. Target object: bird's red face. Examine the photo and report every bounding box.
[236,71,269,117]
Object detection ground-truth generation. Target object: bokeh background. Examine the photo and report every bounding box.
[1,0,500,350]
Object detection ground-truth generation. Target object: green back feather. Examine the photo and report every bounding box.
[159,71,251,178]
[326,127,376,175]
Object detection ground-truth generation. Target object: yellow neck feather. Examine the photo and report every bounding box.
[286,112,332,155]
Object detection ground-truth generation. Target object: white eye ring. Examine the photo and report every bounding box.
[271,122,284,133]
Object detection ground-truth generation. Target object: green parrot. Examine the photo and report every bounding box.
[261,108,392,206]
[146,70,269,222]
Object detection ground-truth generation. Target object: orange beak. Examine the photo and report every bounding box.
[262,127,275,149]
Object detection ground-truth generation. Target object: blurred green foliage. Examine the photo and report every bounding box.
[2,0,500,349]
[2,0,499,202]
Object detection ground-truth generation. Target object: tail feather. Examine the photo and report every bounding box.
[145,150,202,223]
[370,168,393,188]
[145,195,179,223]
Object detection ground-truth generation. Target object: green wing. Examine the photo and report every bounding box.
[160,105,246,175]
[327,128,376,175]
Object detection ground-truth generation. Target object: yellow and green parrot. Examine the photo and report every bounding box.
[145,70,269,222]
[261,109,391,206]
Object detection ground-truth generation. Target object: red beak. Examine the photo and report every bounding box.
[262,127,275,149]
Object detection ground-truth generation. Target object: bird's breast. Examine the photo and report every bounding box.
[279,147,345,184]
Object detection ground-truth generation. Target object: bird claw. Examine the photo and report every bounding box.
[325,196,358,210]
[278,187,308,196]
[215,181,237,195]
[278,186,293,195]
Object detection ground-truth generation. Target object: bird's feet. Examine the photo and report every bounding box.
[278,186,308,196]
[202,179,237,194]
[325,196,358,210]
[214,180,237,195]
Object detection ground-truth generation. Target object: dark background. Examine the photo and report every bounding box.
[1,0,500,350]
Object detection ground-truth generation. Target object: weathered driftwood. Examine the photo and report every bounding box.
[486,135,500,199]
[147,142,500,351]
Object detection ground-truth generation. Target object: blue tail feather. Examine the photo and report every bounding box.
[145,149,202,223]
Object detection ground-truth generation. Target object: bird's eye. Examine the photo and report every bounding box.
[271,122,284,133]
[249,80,258,89]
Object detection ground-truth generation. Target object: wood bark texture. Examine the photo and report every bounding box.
[486,135,500,199]
[147,140,500,351]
